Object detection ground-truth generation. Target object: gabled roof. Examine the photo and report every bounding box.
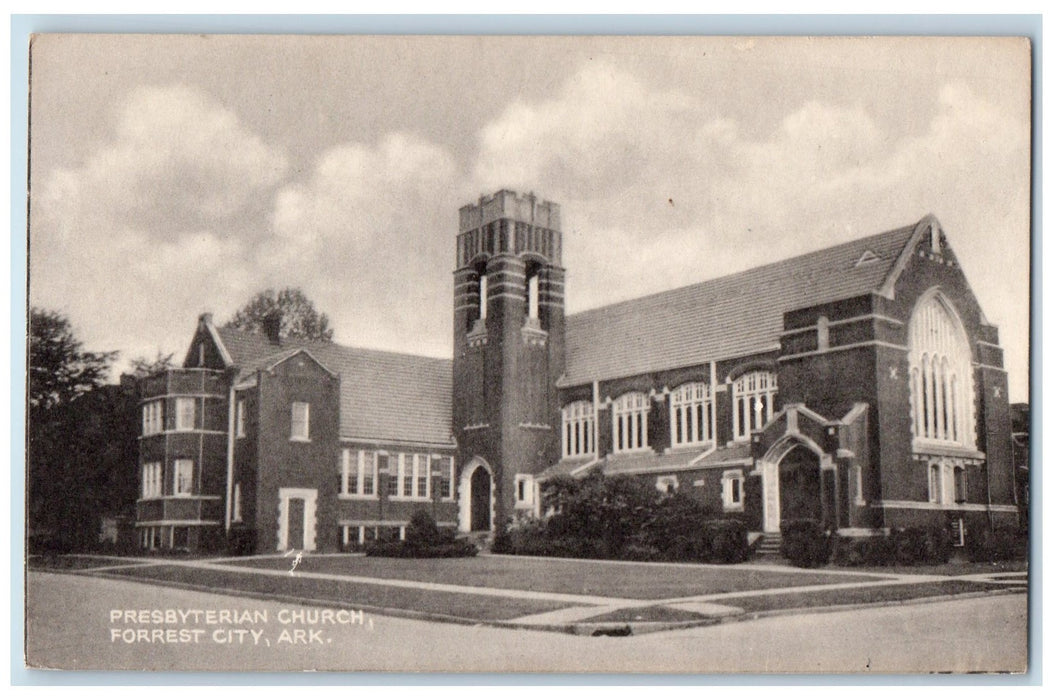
[214,326,452,446]
[562,219,923,385]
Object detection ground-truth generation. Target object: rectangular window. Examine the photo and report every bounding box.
[233,482,242,522]
[479,274,488,320]
[528,273,539,320]
[173,459,193,496]
[722,470,744,510]
[854,464,865,504]
[656,475,679,494]
[175,397,196,431]
[341,450,379,497]
[362,452,376,496]
[342,449,355,495]
[141,462,162,498]
[413,455,430,499]
[515,474,534,506]
[437,456,454,499]
[954,466,967,504]
[386,454,401,496]
[928,463,941,503]
[142,401,163,436]
[236,399,246,438]
[290,402,310,441]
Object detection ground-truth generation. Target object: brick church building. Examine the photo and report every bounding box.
[135,189,1019,553]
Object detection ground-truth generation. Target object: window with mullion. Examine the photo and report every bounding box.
[732,371,777,440]
[612,392,650,453]
[561,401,594,458]
[670,382,712,447]
[174,397,196,431]
[173,459,193,496]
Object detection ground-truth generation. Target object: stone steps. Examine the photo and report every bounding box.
[753,533,783,557]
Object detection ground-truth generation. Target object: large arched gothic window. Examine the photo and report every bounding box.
[908,291,975,449]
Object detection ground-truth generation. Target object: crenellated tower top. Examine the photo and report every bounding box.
[456,189,562,268]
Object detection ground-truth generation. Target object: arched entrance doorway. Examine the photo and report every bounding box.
[470,468,492,531]
[458,458,495,533]
[778,445,822,522]
[759,434,830,532]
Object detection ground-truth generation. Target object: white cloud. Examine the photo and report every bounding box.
[472,63,1030,398]
[30,84,288,368]
[264,132,461,355]
[41,84,288,236]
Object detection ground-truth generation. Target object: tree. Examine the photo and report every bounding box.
[223,287,334,342]
[28,308,125,552]
[130,350,175,378]
[29,308,116,414]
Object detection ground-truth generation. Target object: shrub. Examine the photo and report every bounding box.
[830,534,865,567]
[365,509,477,558]
[780,519,831,568]
[703,519,749,563]
[967,526,1025,563]
[227,527,257,557]
[366,539,478,559]
[890,527,951,565]
[831,527,951,567]
[405,509,456,547]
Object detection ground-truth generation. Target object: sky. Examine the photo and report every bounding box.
[27,34,1032,400]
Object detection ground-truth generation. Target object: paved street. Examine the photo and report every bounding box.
[25,571,1027,674]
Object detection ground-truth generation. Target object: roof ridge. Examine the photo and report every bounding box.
[567,223,916,322]
[217,325,450,364]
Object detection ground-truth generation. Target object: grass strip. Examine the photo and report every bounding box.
[98,565,570,621]
[717,580,1010,613]
[224,554,882,599]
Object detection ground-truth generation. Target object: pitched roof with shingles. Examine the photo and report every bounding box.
[215,327,453,446]
[562,223,918,385]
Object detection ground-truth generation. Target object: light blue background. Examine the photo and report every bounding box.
[10,13,1042,686]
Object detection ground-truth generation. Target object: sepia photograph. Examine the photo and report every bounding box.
[23,30,1032,675]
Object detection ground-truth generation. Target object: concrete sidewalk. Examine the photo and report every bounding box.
[38,552,1024,631]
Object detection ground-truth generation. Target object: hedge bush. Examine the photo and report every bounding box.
[966,526,1026,563]
[780,519,831,568]
[703,519,749,564]
[365,539,478,558]
[365,509,477,558]
[831,527,954,567]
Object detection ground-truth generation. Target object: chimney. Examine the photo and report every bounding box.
[198,312,213,326]
[262,309,282,345]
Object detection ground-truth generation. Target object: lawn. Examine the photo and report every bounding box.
[27,554,136,571]
[710,580,1014,614]
[831,560,1028,577]
[218,553,893,600]
[96,564,570,621]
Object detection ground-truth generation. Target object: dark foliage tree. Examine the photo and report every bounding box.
[29,308,116,414]
[542,472,658,553]
[28,308,133,553]
[224,287,334,342]
[130,350,175,378]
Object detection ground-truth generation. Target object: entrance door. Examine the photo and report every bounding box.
[470,468,491,531]
[287,498,305,550]
[778,445,822,522]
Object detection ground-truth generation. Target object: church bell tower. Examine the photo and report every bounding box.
[452,190,566,533]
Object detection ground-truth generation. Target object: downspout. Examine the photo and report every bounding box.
[592,380,600,458]
[710,361,718,446]
[224,381,236,533]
